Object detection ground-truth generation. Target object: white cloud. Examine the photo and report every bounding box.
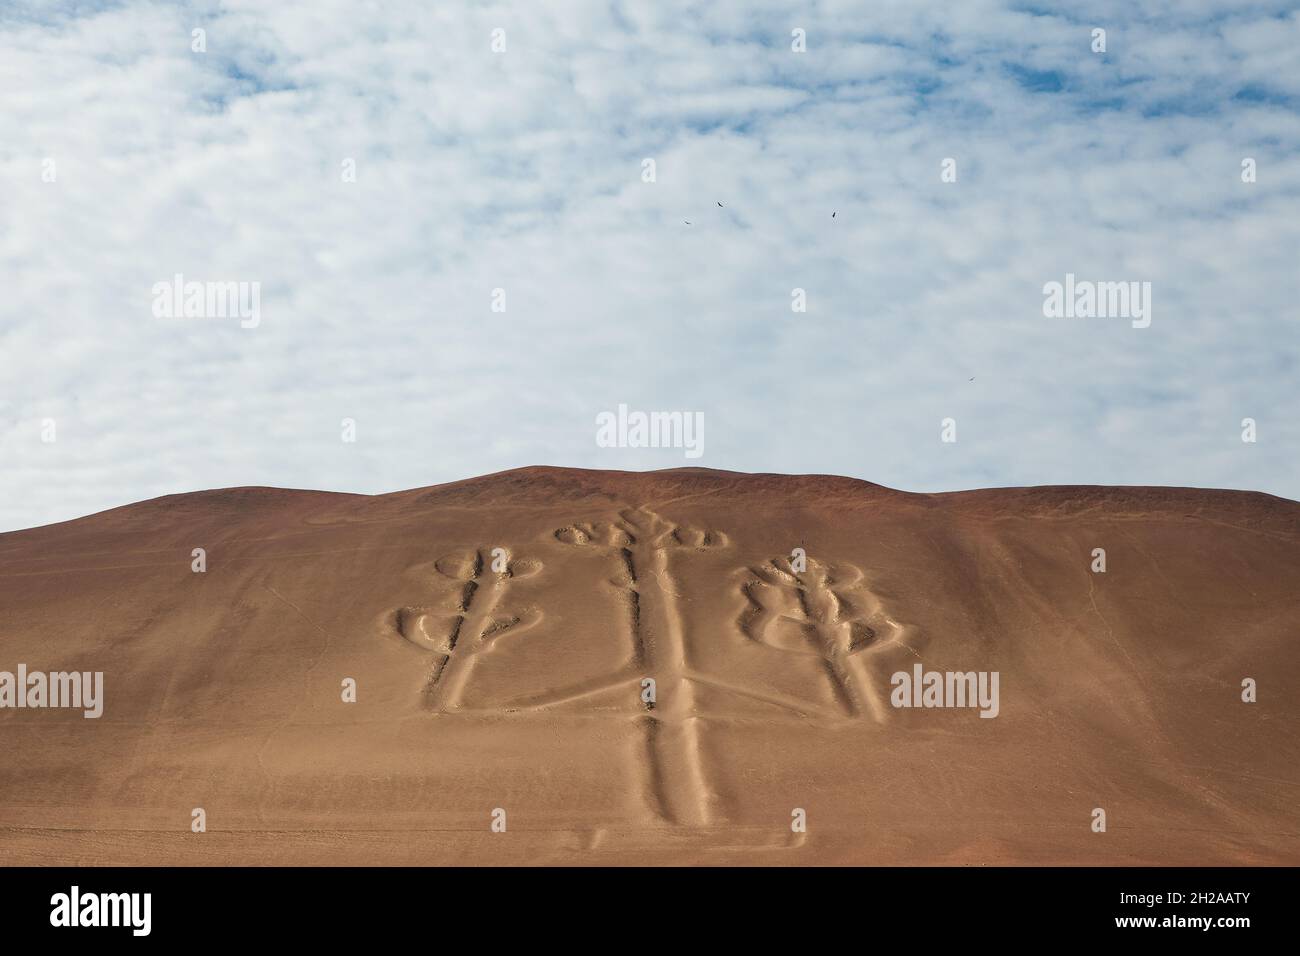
[0,0,1297,530]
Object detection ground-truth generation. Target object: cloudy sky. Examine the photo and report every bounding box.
[1,0,1297,531]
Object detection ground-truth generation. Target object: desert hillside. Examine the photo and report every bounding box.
[1,467,1297,865]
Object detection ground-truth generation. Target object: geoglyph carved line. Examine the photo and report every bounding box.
[736,556,921,723]
[552,506,731,825]
[392,548,545,710]
[389,517,921,830]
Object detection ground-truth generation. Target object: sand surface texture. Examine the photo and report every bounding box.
[1,467,1297,865]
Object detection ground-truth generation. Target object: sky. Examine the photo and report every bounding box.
[1,0,1297,531]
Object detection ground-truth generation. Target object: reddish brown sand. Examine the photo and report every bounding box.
[1,467,1297,865]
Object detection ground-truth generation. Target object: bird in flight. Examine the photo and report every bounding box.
[717,201,725,207]
[832,211,836,218]
[684,220,691,225]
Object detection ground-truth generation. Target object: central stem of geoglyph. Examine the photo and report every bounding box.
[633,531,713,826]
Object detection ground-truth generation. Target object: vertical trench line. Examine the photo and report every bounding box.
[627,588,644,667]
[824,653,860,719]
[621,547,644,667]
[632,538,669,824]
[434,571,508,712]
[423,653,451,707]
[637,714,676,824]
[821,615,862,718]
[646,544,711,827]
[424,616,464,711]
[677,716,712,827]
[650,545,691,672]
[848,650,892,724]
[617,534,669,824]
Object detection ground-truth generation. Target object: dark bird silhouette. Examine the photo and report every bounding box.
[684,220,691,225]
[717,201,724,207]
[832,211,836,218]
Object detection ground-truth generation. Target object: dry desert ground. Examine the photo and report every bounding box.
[1,467,1297,865]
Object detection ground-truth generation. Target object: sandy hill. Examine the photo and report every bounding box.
[1,466,1297,864]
